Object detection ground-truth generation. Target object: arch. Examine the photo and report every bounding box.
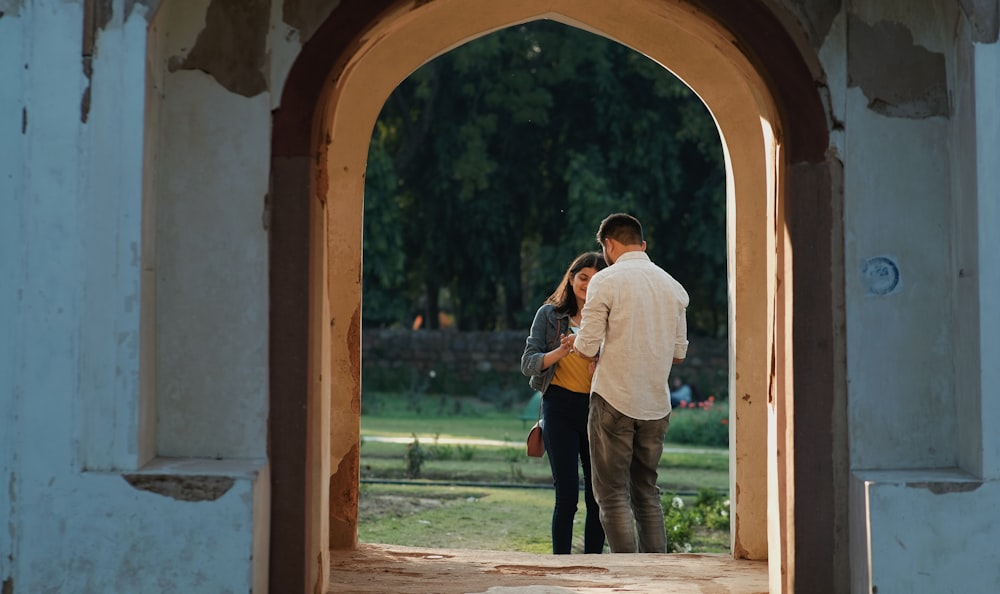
[269,1,842,593]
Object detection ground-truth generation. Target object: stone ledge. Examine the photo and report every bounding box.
[131,456,268,478]
[853,467,983,491]
[120,457,268,502]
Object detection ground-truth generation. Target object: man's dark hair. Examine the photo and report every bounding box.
[596,213,644,246]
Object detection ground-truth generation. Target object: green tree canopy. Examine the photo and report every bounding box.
[363,20,726,336]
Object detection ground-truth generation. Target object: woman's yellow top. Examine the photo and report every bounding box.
[551,327,593,394]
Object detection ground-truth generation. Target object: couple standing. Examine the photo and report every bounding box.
[521,213,690,555]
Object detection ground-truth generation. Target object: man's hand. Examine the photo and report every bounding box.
[561,334,577,353]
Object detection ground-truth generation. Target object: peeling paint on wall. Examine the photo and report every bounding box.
[0,0,24,17]
[847,15,949,118]
[81,59,92,123]
[125,0,162,22]
[80,0,113,124]
[169,0,269,97]
[907,481,982,494]
[282,0,341,45]
[123,474,235,501]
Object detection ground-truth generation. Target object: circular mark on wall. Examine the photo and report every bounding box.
[861,256,900,296]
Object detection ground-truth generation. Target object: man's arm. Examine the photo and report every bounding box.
[573,278,610,359]
[673,302,689,364]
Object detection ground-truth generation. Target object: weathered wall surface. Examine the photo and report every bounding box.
[821,2,1000,592]
[969,42,1000,481]
[840,3,959,470]
[0,2,273,591]
[0,3,26,587]
[852,470,1000,594]
[3,0,1000,592]
[150,1,271,459]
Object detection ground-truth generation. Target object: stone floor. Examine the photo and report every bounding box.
[329,544,769,593]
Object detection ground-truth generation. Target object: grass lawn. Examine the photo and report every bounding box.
[359,483,554,553]
[360,438,729,492]
[358,392,732,554]
[359,483,730,554]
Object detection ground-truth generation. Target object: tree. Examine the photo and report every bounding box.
[363,21,726,336]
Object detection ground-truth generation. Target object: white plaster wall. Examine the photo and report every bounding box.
[0,3,27,586]
[4,3,91,588]
[843,4,1000,591]
[844,101,956,469]
[78,4,152,472]
[16,463,267,593]
[0,3,269,591]
[844,5,958,470]
[152,2,270,459]
[140,5,166,467]
[858,470,1000,594]
[972,42,1000,480]
[949,17,984,478]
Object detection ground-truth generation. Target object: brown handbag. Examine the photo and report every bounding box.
[526,420,544,457]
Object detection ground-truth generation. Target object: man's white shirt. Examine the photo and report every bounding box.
[574,251,689,420]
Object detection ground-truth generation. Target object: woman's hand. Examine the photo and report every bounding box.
[542,334,576,369]
[560,333,577,353]
[549,334,574,361]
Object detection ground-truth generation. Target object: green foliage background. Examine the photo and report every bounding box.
[363,20,726,335]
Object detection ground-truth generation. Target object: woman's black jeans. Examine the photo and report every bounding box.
[541,385,606,554]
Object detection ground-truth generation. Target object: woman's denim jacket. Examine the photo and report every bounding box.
[521,303,571,394]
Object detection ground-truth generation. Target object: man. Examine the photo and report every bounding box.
[568,213,689,553]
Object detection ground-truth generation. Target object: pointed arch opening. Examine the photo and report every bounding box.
[269,1,842,592]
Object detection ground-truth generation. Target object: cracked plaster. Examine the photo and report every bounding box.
[847,15,949,118]
[123,474,235,501]
[0,0,23,17]
[170,0,270,97]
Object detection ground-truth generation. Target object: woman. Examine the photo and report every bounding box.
[521,251,607,554]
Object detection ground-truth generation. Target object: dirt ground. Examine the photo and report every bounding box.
[348,489,764,592]
[328,543,769,593]
[358,492,450,518]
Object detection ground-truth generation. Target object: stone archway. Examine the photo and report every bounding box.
[270,1,842,593]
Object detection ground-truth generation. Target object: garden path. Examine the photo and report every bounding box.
[363,434,724,455]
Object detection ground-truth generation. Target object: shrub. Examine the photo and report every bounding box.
[693,488,731,530]
[663,493,695,552]
[501,447,522,463]
[662,488,731,553]
[667,397,728,447]
[456,444,477,461]
[429,444,454,461]
[405,433,428,478]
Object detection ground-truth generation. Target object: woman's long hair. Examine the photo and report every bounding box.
[544,251,607,316]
